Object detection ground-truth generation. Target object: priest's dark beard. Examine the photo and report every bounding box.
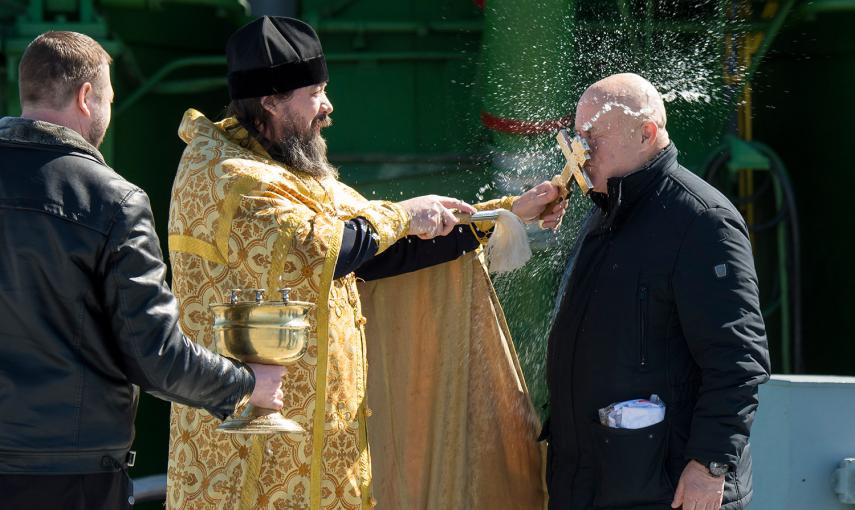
[267,115,338,179]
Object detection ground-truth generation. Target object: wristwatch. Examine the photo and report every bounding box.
[705,461,730,477]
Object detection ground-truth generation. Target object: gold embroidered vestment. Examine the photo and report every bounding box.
[165,109,545,510]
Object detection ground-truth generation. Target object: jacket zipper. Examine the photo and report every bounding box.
[639,285,649,368]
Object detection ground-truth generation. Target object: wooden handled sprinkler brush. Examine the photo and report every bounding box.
[453,210,502,225]
[448,128,593,273]
[453,210,532,273]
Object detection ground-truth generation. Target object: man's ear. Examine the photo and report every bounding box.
[260,95,279,115]
[640,120,658,145]
[76,82,94,118]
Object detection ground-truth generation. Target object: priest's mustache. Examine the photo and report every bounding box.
[313,114,332,130]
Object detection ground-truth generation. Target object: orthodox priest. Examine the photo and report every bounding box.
[166,16,563,510]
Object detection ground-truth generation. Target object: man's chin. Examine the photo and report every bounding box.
[586,170,602,190]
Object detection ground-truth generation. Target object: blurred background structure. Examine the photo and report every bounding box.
[1,0,853,507]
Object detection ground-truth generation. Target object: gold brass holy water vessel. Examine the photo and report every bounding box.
[212,287,313,434]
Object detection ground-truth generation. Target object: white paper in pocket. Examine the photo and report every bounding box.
[598,394,666,429]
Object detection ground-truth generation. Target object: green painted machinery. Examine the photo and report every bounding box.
[2,2,854,505]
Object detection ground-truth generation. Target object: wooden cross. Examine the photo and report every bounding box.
[553,128,593,198]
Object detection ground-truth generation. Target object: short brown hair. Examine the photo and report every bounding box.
[19,31,112,109]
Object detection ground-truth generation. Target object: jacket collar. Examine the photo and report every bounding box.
[589,143,678,225]
[0,116,106,165]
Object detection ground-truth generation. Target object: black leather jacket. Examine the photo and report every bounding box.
[0,117,254,475]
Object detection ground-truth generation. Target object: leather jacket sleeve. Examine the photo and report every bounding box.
[673,207,771,469]
[101,189,255,420]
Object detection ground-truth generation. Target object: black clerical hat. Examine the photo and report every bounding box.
[226,16,329,100]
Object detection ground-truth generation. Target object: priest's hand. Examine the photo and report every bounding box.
[399,195,476,240]
[671,459,725,510]
[512,181,567,229]
[247,363,286,410]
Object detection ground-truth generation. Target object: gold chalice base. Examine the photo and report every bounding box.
[217,406,304,434]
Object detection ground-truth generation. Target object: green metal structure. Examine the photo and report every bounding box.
[1,1,854,505]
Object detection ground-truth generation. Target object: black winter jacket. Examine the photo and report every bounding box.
[0,118,254,475]
[544,145,770,510]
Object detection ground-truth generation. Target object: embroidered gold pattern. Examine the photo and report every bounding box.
[166,109,408,510]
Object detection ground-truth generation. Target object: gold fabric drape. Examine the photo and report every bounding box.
[360,253,547,510]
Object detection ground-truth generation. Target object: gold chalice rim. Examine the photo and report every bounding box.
[210,300,315,311]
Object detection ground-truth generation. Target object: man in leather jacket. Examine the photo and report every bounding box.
[0,31,287,509]
[543,74,770,510]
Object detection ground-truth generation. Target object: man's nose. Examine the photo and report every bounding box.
[320,96,333,115]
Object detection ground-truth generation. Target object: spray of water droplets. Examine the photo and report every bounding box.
[480,0,755,412]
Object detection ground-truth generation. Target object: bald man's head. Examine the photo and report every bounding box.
[574,73,670,193]
[580,73,668,131]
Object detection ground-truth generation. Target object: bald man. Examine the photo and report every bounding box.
[543,74,770,510]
